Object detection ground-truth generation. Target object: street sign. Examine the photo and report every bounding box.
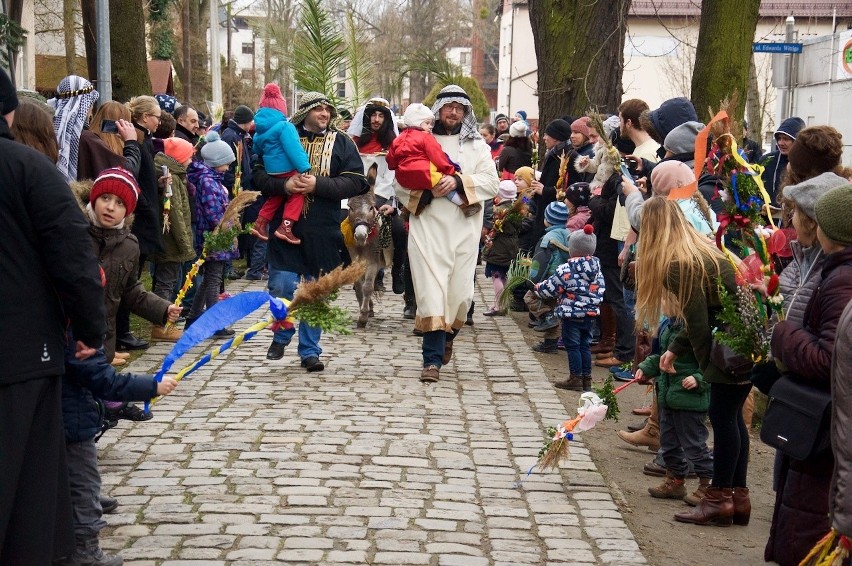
[753,42,803,54]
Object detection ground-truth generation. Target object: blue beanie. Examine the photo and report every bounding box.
[515,110,527,121]
[544,201,569,226]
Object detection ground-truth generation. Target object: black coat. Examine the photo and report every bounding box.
[253,127,368,277]
[518,141,570,252]
[132,124,165,255]
[62,332,157,443]
[588,171,622,267]
[0,118,106,385]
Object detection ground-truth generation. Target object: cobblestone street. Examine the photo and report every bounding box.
[99,274,647,565]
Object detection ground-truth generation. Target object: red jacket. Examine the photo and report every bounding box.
[386,128,457,190]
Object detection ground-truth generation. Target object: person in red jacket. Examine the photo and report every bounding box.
[387,103,470,215]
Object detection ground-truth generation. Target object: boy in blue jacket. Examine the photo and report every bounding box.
[60,329,177,566]
[535,224,605,392]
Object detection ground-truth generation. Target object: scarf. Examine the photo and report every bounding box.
[48,75,99,182]
[430,84,481,142]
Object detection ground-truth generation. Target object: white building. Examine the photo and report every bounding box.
[496,0,852,142]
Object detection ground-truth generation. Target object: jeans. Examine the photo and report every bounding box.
[246,239,268,278]
[152,261,181,302]
[268,269,321,359]
[188,260,225,319]
[562,318,594,375]
[658,407,714,479]
[422,329,457,367]
[66,440,106,538]
[709,382,752,488]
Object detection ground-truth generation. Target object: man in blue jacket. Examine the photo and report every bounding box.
[759,116,806,207]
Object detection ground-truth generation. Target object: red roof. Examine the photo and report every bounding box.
[147,60,174,96]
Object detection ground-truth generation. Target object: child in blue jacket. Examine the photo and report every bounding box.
[535,224,604,391]
[250,83,311,244]
[61,328,177,566]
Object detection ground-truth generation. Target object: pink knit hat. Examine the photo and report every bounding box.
[650,160,694,196]
[258,83,288,116]
[570,117,591,139]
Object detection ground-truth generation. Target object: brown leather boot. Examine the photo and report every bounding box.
[674,487,734,527]
[555,375,585,391]
[442,340,454,365]
[591,303,615,355]
[732,487,751,525]
[649,471,686,499]
[274,219,302,244]
[251,216,270,241]
[683,477,711,506]
[582,375,592,392]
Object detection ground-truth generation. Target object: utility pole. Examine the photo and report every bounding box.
[95,0,112,102]
[210,0,222,106]
[778,15,794,121]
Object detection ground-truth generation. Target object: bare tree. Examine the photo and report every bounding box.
[528,0,631,139]
[690,0,761,122]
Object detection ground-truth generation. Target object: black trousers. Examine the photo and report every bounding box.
[0,376,74,564]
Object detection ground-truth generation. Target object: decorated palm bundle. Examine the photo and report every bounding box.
[673,100,786,364]
[171,191,260,324]
[799,530,850,566]
[534,393,609,472]
[497,251,533,311]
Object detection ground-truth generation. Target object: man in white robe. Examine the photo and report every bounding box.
[395,85,499,382]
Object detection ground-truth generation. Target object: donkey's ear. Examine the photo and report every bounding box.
[367,163,378,187]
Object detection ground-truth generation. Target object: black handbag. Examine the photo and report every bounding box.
[760,374,832,461]
[709,338,755,377]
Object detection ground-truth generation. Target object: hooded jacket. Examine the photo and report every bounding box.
[186,161,240,262]
[639,318,709,412]
[759,117,806,206]
[649,98,698,159]
[252,107,311,176]
[535,255,605,319]
[528,225,571,284]
[152,153,197,264]
[0,118,106,384]
[482,198,522,267]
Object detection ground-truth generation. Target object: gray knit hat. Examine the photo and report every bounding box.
[568,224,597,257]
[815,183,852,246]
[784,172,849,221]
[200,131,235,168]
[663,121,704,155]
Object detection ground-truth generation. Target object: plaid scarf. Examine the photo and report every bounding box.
[48,75,99,182]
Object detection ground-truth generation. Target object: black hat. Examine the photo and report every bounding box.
[544,119,572,142]
[0,67,19,116]
[338,108,352,121]
[233,105,255,124]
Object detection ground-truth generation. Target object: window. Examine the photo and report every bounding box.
[460,51,470,66]
[336,82,346,98]
[242,42,254,54]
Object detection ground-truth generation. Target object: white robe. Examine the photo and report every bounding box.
[396,134,499,331]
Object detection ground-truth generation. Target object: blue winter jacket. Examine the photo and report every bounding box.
[535,255,605,319]
[62,330,158,443]
[252,107,311,176]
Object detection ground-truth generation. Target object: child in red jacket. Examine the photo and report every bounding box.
[387,103,464,210]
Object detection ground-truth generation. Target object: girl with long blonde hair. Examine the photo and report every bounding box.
[635,196,752,528]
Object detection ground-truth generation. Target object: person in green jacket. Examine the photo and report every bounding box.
[638,312,712,506]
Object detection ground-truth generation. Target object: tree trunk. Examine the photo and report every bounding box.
[181,0,191,101]
[528,0,631,150]
[188,0,210,104]
[63,0,76,74]
[109,0,151,101]
[81,0,98,81]
[690,0,760,123]
[746,55,762,143]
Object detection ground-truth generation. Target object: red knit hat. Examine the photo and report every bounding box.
[90,167,140,215]
[258,83,288,116]
[571,117,591,139]
[163,137,195,165]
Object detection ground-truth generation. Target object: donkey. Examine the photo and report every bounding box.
[345,164,390,328]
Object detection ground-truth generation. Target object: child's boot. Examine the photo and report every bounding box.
[250,216,270,241]
[274,219,302,244]
[582,375,592,392]
[150,325,182,342]
[732,487,751,525]
[684,477,711,506]
[555,374,585,391]
[70,535,124,566]
[649,471,686,499]
[532,338,558,353]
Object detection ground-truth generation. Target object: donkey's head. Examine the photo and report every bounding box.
[348,163,378,247]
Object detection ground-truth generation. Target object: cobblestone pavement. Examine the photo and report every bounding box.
[100,273,647,565]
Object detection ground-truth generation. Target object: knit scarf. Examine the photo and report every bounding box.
[48,75,99,182]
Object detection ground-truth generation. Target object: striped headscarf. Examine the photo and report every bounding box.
[430,84,480,141]
[48,75,99,182]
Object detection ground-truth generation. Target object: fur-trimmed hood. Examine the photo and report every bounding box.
[70,179,134,228]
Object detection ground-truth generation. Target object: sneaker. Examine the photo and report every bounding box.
[301,356,325,372]
[100,496,119,514]
[244,273,269,281]
[613,369,634,381]
[267,342,286,360]
[213,328,235,338]
[483,308,506,317]
[108,403,152,422]
[226,270,245,280]
[68,535,123,566]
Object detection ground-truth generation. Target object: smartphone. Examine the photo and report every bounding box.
[620,160,634,182]
[101,119,118,133]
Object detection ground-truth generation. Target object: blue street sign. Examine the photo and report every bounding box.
[753,42,803,54]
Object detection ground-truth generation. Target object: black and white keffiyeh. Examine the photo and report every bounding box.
[48,75,99,182]
[430,84,480,141]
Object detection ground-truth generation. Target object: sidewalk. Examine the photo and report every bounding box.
[98,273,647,565]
